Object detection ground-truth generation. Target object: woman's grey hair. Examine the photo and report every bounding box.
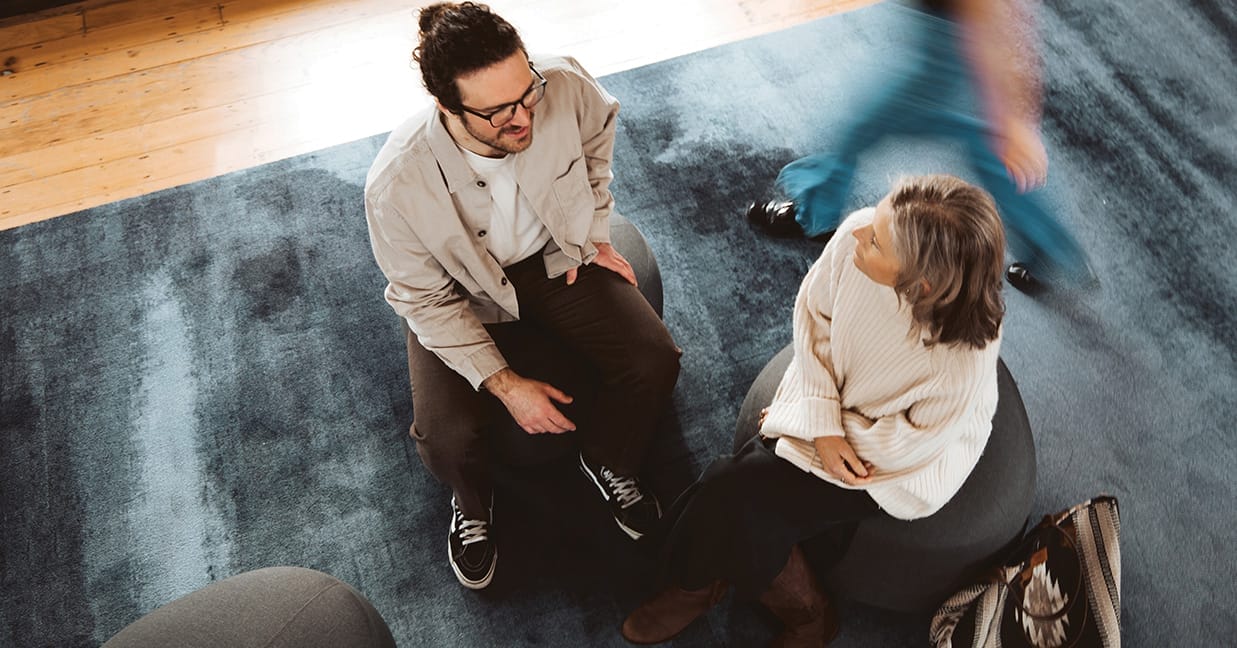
[887,174,1006,349]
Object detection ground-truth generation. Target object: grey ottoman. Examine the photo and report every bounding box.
[102,567,394,648]
[479,212,665,467]
[733,344,1036,612]
[609,213,664,318]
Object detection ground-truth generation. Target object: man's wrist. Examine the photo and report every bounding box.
[482,367,515,397]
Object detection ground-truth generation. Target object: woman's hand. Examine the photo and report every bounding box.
[812,436,874,486]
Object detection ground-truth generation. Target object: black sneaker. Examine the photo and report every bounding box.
[578,454,662,540]
[448,496,496,590]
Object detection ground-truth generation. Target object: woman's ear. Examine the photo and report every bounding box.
[901,278,932,298]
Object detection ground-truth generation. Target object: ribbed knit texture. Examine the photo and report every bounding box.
[761,208,1001,520]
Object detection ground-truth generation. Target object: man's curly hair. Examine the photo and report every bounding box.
[413,2,526,112]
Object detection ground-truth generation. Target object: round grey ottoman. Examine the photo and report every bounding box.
[488,212,665,467]
[609,213,663,318]
[733,344,1036,612]
[102,567,395,648]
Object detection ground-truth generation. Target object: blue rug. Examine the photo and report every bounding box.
[2,1,1233,645]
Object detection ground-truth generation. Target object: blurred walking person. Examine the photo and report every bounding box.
[746,0,1092,291]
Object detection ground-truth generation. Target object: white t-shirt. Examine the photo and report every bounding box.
[460,148,553,267]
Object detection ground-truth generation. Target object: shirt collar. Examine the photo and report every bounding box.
[425,109,480,195]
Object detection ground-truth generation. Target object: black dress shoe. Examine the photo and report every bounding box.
[746,200,804,238]
[1005,262,1041,293]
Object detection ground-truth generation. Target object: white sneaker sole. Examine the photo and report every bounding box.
[448,540,496,590]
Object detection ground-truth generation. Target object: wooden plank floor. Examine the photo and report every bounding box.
[0,0,875,230]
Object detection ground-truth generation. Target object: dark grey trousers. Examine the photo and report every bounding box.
[102,567,395,648]
[406,255,681,518]
[663,436,880,599]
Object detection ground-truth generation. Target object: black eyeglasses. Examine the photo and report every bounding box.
[458,64,547,128]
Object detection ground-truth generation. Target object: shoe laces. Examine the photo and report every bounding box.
[599,466,644,510]
[453,505,490,546]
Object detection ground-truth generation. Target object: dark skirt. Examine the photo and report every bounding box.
[660,435,880,599]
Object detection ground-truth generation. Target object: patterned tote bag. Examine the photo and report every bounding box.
[930,496,1122,648]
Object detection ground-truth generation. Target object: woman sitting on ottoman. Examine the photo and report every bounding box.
[621,174,1007,646]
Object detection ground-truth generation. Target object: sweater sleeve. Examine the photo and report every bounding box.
[858,346,1000,519]
[761,242,846,441]
[772,342,1000,520]
[843,355,994,477]
[845,342,1000,480]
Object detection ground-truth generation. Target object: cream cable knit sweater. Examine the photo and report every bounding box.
[760,208,1001,520]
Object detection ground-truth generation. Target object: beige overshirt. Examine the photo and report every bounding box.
[364,55,620,389]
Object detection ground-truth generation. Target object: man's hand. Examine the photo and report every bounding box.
[482,368,576,434]
[565,242,637,286]
[996,118,1049,193]
[812,436,874,486]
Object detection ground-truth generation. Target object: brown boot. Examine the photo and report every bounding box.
[758,545,838,647]
[621,581,727,645]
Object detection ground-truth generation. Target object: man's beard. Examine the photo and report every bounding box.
[463,115,534,155]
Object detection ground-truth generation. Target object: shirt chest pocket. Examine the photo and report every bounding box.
[550,155,593,244]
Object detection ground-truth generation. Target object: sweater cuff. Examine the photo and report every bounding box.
[762,396,844,441]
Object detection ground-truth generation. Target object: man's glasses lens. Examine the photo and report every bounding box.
[490,82,546,127]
